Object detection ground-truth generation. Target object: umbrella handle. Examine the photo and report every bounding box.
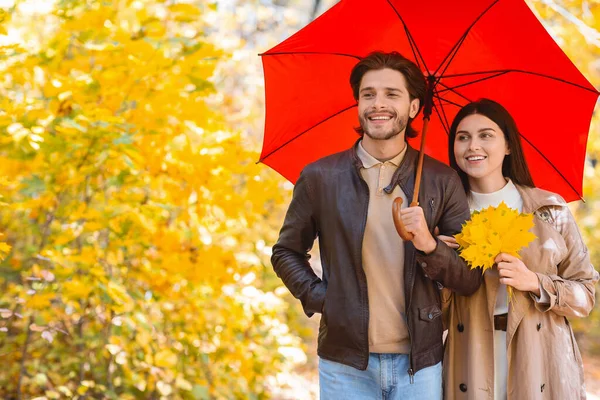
[392,197,414,241]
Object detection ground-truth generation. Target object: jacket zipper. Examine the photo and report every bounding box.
[358,174,371,370]
[406,249,416,383]
[404,195,435,382]
[399,181,417,382]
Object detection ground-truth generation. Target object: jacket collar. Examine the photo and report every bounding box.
[350,138,418,195]
[356,140,406,168]
[515,184,568,213]
[384,144,418,196]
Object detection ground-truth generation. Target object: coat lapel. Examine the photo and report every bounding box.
[506,185,565,347]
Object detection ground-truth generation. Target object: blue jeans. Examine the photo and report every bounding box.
[319,354,442,400]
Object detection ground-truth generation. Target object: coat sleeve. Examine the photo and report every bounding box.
[532,205,599,317]
[271,168,326,318]
[416,172,483,296]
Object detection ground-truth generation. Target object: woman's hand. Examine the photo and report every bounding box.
[495,252,541,296]
[434,227,459,249]
[438,235,458,249]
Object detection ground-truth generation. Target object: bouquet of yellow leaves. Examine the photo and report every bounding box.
[454,201,536,299]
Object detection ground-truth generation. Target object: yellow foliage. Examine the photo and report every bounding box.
[0,239,10,260]
[63,280,93,300]
[0,0,301,398]
[154,349,178,368]
[25,292,55,310]
[455,202,536,272]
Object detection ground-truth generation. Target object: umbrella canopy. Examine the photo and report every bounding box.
[259,0,598,202]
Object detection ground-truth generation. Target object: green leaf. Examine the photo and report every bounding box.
[113,134,134,145]
[191,384,209,400]
[19,175,45,197]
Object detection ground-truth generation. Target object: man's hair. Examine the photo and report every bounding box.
[349,51,426,138]
[448,98,535,193]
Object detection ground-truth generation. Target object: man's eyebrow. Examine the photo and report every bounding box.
[359,87,403,93]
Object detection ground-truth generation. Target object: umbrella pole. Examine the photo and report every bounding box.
[411,116,429,206]
[393,76,434,241]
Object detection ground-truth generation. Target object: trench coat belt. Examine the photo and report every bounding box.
[494,313,508,331]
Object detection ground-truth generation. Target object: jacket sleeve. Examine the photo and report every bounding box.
[271,168,326,317]
[531,205,599,317]
[416,173,483,296]
[441,287,453,331]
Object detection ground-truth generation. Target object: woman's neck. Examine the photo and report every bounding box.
[469,174,508,194]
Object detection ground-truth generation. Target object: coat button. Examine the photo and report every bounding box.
[421,262,428,268]
[457,323,464,332]
[537,323,542,331]
[428,313,433,319]
[459,383,467,392]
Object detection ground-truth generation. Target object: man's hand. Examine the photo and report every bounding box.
[400,206,437,253]
[495,253,540,296]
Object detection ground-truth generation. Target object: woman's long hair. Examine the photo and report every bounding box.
[448,98,534,193]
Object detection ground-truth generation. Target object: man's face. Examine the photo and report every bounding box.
[357,68,420,141]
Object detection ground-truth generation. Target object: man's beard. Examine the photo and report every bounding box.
[359,111,409,141]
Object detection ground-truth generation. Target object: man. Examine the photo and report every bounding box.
[271,51,482,399]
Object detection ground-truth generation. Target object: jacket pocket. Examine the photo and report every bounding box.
[565,317,581,363]
[419,304,442,322]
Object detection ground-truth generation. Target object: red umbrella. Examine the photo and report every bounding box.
[259,0,598,203]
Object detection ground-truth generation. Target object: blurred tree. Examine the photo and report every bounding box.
[0,0,302,398]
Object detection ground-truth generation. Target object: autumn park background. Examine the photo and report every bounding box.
[0,0,597,399]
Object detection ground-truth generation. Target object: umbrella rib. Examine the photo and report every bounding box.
[438,71,510,93]
[433,90,458,131]
[433,34,469,85]
[258,104,358,163]
[431,98,450,136]
[440,69,599,94]
[436,81,473,104]
[518,132,582,200]
[433,93,464,109]
[260,51,361,60]
[385,0,429,72]
[432,88,452,130]
[433,0,502,78]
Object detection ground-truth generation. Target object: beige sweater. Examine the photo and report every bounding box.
[357,141,410,354]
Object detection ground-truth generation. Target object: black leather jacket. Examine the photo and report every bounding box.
[272,142,482,374]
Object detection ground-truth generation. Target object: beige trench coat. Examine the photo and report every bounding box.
[443,185,599,399]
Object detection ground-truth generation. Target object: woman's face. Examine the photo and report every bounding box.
[453,113,510,192]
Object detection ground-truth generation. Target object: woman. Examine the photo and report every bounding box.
[440,99,599,399]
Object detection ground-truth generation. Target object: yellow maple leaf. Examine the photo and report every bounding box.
[26,292,55,310]
[455,202,537,285]
[63,280,93,300]
[0,241,11,259]
[154,349,178,368]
